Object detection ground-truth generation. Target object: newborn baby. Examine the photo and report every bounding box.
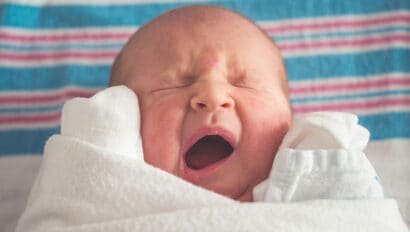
[15,5,392,232]
[109,5,383,202]
[110,5,292,201]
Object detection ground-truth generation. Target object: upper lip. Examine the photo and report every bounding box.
[181,126,237,159]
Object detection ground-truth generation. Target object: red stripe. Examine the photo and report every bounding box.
[290,77,410,95]
[264,14,410,34]
[0,90,96,104]
[0,111,61,124]
[278,34,410,51]
[0,32,132,43]
[293,97,410,114]
[0,50,118,61]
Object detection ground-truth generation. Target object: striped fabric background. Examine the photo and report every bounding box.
[0,0,409,156]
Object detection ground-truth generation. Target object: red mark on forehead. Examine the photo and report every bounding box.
[202,53,219,66]
[199,49,223,68]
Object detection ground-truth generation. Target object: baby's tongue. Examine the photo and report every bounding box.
[185,135,233,170]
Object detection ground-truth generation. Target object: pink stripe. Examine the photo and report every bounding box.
[264,14,410,34]
[278,34,410,51]
[290,77,410,95]
[0,111,61,124]
[0,90,97,105]
[293,97,410,114]
[0,50,118,61]
[0,32,132,43]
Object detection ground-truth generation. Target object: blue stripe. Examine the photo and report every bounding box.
[0,43,124,52]
[360,112,410,140]
[0,127,59,156]
[285,49,410,81]
[273,26,410,42]
[0,1,408,28]
[291,90,410,104]
[0,2,222,28]
[0,66,110,90]
[233,0,409,22]
[0,112,408,156]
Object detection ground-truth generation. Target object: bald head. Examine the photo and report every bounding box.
[109,5,287,96]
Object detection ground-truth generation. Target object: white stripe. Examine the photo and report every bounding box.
[0,58,115,67]
[0,26,136,35]
[1,0,221,6]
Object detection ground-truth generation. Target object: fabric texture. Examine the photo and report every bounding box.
[254,112,384,202]
[16,86,408,232]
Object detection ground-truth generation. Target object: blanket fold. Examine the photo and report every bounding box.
[16,134,409,232]
[16,86,408,232]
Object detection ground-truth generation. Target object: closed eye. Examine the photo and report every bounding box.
[151,74,195,93]
[230,76,257,90]
[151,85,186,93]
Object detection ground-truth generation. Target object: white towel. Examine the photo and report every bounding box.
[16,86,408,232]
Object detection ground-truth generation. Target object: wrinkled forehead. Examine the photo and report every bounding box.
[111,6,286,88]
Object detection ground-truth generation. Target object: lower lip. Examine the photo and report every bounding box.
[181,152,233,183]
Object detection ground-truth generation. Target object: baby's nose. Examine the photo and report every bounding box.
[190,82,234,112]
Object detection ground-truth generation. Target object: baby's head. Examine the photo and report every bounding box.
[110,5,292,201]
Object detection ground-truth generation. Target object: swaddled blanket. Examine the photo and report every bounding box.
[16,86,408,232]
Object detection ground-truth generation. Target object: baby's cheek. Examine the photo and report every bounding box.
[140,103,185,174]
[237,95,291,179]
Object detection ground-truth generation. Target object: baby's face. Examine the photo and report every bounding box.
[112,7,292,201]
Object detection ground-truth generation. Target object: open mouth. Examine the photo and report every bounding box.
[184,135,234,170]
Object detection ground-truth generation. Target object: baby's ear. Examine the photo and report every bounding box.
[60,86,143,159]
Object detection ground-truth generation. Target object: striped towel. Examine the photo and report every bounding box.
[1,0,409,156]
[0,0,409,156]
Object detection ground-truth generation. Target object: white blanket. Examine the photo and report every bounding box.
[16,86,408,232]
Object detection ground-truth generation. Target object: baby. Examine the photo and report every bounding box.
[109,5,382,202]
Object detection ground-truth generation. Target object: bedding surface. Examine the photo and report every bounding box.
[0,0,409,231]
